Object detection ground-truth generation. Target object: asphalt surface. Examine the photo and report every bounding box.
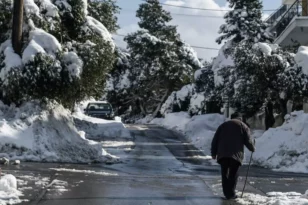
[2,124,308,205]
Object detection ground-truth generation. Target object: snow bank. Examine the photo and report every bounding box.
[295,46,308,75]
[74,111,131,141]
[150,112,226,153]
[0,174,25,204]
[253,111,308,173]
[237,191,308,205]
[184,114,226,153]
[0,101,115,163]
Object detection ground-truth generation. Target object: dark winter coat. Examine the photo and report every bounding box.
[211,119,255,165]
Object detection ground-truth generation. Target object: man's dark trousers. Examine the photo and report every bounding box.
[219,158,241,199]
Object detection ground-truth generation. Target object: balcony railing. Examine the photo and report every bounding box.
[266,5,288,25]
[271,0,308,38]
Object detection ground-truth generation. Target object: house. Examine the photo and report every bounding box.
[267,0,308,47]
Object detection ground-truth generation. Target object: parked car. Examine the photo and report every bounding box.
[84,101,115,120]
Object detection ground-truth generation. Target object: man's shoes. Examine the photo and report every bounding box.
[226,195,238,200]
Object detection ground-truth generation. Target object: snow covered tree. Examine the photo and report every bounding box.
[0,0,116,108]
[125,0,201,117]
[216,0,273,44]
[106,48,134,117]
[230,42,300,118]
[88,0,119,33]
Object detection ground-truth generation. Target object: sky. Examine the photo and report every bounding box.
[113,0,282,61]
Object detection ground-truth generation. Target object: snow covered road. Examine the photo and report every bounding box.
[1,125,308,205]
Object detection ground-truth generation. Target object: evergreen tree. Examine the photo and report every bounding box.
[88,0,120,33]
[125,0,201,117]
[106,48,134,117]
[216,0,273,44]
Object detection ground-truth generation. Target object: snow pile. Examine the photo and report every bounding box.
[0,174,25,204]
[0,101,115,163]
[73,109,131,140]
[253,111,308,173]
[150,112,226,153]
[295,46,308,75]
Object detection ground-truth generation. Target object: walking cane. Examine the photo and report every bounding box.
[241,152,253,198]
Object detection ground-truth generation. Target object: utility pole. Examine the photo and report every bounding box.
[12,0,24,55]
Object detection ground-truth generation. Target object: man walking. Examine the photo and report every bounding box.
[211,113,255,200]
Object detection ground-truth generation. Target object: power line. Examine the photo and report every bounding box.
[113,34,220,51]
[160,2,278,12]
[134,0,278,12]
[120,9,225,18]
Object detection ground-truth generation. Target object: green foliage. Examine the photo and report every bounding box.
[2,53,77,106]
[74,39,115,101]
[0,0,12,43]
[88,0,120,32]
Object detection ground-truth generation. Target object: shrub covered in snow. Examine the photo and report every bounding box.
[0,0,116,108]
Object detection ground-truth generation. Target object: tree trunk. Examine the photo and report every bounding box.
[152,89,170,118]
[12,0,24,55]
[265,101,275,130]
[138,99,146,117]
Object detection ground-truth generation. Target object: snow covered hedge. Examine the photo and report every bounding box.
[0,0,116,107]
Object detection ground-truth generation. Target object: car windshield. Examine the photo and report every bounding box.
[87,103,112,111]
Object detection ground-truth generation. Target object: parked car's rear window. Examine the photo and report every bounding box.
[87,103,112,111]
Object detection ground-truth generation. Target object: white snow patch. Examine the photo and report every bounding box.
[0,41,22,85]
[295,46,308,75]
[24,0,40,16]
[62,52,83,79]
[253,42,272,56]
[0,174,26,204]
[50,168,118,176]
[212,42,234,86]
[23,28,62,63]
[37,0,59,18]
[236,191,308,205]
[83,16,115,50]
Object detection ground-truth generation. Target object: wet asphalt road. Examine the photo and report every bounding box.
[2,124,308,205]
